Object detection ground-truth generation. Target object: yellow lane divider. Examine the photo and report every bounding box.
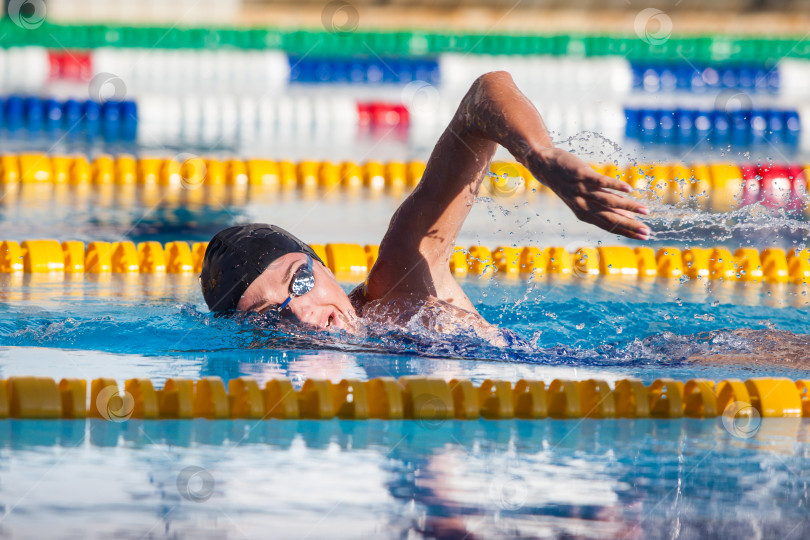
[1,154,806,207]
[0,240,808,283]
[0,154,431,191]
[1,376,808,420]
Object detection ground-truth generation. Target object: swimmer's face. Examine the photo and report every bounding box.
[237,252,358,332]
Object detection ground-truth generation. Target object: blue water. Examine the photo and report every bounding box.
[2,274,809,383]
[0,417,809,538]
[2,245,810,537]
[2,163,810,537]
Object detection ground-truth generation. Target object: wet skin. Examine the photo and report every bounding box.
[237,252,358,331]
[236,71,649,333]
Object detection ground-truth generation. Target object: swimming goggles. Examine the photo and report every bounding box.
[278,255,315,311]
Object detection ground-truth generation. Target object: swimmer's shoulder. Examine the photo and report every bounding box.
[349,284,508,344]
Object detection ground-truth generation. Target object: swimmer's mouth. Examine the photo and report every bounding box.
[325,311,360,334]
[325,312,343,330]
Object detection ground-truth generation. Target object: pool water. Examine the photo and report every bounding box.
[2,275,809,381]
[2,270,810,537]
[2,152,810,537]
[1,417,809,539]
[3,58,810,540]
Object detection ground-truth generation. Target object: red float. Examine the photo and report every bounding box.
[47,51,92,81]
[758,164,792,210]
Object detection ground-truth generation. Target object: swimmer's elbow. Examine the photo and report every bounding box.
[475,70,514,87]
[458,71,516,132]
[467,71,515,101]
[461,71,512,102]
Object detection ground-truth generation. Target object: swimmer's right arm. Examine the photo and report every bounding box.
[459,71,651,240]
[365,71,649,309]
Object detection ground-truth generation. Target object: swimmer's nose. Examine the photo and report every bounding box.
[292,306,322,328]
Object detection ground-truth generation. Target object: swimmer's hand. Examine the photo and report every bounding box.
[525,147,651,241]
[456,71,650,241]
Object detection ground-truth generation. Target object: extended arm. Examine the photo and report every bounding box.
[364,71,650,312]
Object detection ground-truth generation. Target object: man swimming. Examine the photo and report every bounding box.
[200,71,650,334]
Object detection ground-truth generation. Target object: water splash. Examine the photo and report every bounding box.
[538,130,810,249]
[5,295,807,370]
[644,200,810,248]
[214,306,810,369]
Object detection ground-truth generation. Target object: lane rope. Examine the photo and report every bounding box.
[1,375,808,420]
[1,240,808,283]
[2,155,808,213]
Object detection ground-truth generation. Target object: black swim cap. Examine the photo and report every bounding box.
[200,223,324,312]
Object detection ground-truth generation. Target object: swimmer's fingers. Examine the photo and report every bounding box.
[570,199,650,240]
[587,169,632,194]
[568,163,631,193]
[610,207,645,220]
[589,189,649,215]
[595,209,650,240]
[531,149,649,239]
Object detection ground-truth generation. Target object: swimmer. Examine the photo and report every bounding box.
[200,71,650,335]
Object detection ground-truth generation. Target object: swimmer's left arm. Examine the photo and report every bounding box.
[367,71,649,309]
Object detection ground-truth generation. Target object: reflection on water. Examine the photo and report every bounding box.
[0,419,809,538]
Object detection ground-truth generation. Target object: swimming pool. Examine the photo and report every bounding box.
[2,273,810,537]
[3,7,810,538]
[3,158,810,533]
[3,132,810,537]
